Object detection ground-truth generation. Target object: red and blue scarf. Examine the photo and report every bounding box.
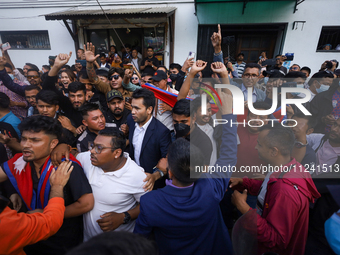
[3,153,81,210]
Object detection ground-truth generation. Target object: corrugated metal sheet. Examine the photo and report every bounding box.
[45,7,176,18]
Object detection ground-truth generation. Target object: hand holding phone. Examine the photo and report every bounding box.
[1,43,11,51]
[188,51,196,61]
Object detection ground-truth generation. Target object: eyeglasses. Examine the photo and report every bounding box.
[27,75,40,79]
[110,74,120,80]
[290,67,299,71]
[131,77,138,80]
[243,74,259,78]
[88,142,116,154]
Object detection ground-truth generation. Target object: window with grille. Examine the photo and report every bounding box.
[0,31,50,49]
[316,26,340,51]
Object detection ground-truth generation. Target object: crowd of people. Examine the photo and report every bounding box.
[0,24,339,255]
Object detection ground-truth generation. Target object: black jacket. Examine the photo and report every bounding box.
[307,82,339,133]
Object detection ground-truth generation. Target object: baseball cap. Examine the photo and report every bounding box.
[96,67,109,77]
[106,89,123,102]
[151,70,167,82]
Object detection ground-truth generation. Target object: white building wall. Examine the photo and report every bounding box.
[197,0,340,74]
[0,0,339,74]
[281,0,340,74]
[0,7,77,70]
[0,0,198,70]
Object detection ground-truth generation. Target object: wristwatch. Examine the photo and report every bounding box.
[153,167,164,177]
[123,211,131,224]
[294,141,308,148]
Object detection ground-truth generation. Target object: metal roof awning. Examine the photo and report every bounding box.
[44,7,177,21]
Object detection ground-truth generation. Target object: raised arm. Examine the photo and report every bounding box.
[177,60,207,100]
[0,56,26,97]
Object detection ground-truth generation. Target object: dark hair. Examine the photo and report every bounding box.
[132,88,155,113]
[19,115,62,141]
[301,66,311,75]
[244,63,261,75]
[0,92,10,109]
[157,65,168,73]
[61,65,71,70]
[290,64,301,69]
[98,128,126,156]
[60,69,76,82]
[35,90,59,105]
[80,103,100,117]
[78,70,89,80]
[42,65,51,71]
[292,112,317,130]
[248,101,271,116]
[27,69,40,76]
[65,231,158,255]
[68,81,86,94]
[125,43,131,49]
[190,97,209,116]
[25,63,39,72]
[110,45,116,51]
[284,71,306,80]
[4,63,12,70]
[237,52,244,57]
[147,46,154,51]
[259,123,295,156]
[108,67,124,78]
[172,99,190,117]
[308,71,334,87]
[24,85,41,92]
[169,63,182,72]
[100,53,106,58]
[78,49,85,53]
[168,138,204,184]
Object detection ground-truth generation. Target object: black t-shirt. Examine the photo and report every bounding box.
[76,128,97,152]
[301,144,317,169]
[23,161,92,255]
[186,124,213,166]
[105,108,131,128]
[141,56,160,75]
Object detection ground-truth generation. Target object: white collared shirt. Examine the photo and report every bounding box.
[155,86,178,131]
[241,84,257,103]
[133,116,153,165]
[76,151,147,241]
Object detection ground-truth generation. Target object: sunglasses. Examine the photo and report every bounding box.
[131,77,138,80]
[27,75,40,79]
[110,74,120,80]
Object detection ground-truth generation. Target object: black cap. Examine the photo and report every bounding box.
[106,89,123,102]
[96,67,109,78]
[49,55,56,60]
[263,69,285,78]
[151,70,167,82]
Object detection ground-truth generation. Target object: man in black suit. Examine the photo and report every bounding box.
[127,88,171,191]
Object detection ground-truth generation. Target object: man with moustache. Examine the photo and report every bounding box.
[43,52,88,129]
[77,103,106,152]
[49,128,147,241]
[105,89,130,137]
[0,115,94,255]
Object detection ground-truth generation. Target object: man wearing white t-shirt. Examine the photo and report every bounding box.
[75,128,147,241]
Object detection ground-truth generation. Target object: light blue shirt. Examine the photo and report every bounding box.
[241,83,257,103]
[0,111,21,138]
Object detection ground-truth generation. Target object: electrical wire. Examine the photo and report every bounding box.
[95,0,138,71]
